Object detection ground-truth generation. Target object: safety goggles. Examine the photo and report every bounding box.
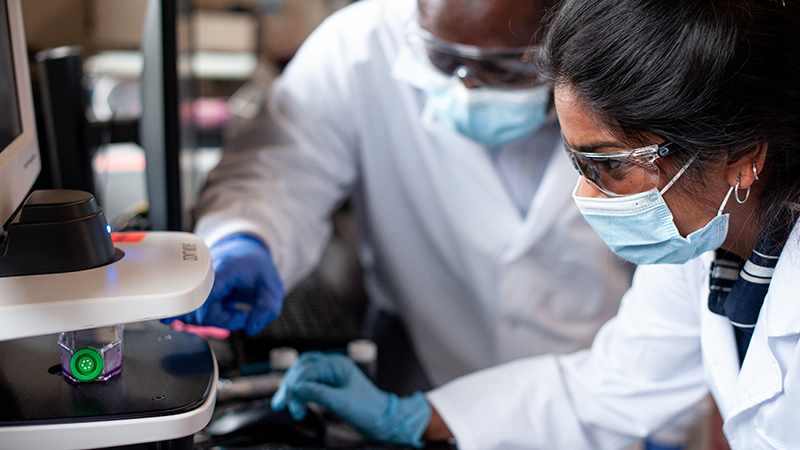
[404,18,540,89]
[563,133,684,197]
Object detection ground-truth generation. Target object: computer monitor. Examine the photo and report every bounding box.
[0,0,40,228]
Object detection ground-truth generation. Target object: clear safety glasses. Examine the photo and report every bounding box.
[404,18,540,89]
[563,134,684,197]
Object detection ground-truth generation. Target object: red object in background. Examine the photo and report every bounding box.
[111,232,147,243]
[93,152,147,173]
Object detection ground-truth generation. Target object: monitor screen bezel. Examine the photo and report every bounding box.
[0,0,40,228]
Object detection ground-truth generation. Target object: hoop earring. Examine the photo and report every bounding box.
[753,163,759,181]
[735,176,750,204]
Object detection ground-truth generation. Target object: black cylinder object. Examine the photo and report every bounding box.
[36,47,96,196]
[0,190,119,277]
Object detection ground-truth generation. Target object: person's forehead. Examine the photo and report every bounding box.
[555,84,664,152]
[418,0,546,48]
[555,85,621,148]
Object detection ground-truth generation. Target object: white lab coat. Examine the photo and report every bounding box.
[193,0,631,385]
[428,222,800,450]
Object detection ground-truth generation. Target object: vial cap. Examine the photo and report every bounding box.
[347,339,377,364]
[269,347,299,371]
[70,347,104,382]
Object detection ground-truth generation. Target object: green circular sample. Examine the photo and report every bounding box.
[70,347,104,382]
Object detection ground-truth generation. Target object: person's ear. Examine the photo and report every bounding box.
[725,143,768,189]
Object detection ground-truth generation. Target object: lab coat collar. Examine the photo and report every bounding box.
[700,258,740,417]
[391,45,425,88]
[703,280,783,425]
[500,143,580,262]
[761,220,800,338]
[727,319,784,421]
[720,221,800,422]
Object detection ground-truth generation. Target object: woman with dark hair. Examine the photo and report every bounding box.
[270,0,800,448]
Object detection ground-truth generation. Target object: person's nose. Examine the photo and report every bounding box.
[455,65,482,89]
[577,177,609,199]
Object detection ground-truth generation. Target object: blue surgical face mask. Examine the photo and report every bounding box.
[572,160,734,265]
[421,82,550,147]
[390,46,549,147]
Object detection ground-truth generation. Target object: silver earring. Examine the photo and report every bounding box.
[735,176,750,204]
[753,163,759,181]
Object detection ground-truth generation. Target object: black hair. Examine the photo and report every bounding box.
[538,0,800,237]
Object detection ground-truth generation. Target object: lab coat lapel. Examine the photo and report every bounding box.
[500,143,578,263]
[702,270,785,424]
[724,222,800,423]
[416,109,522,228]
[697,251,740,418]
[725,314,783,421]
[389,48,523,270]
[761,222,800,339]
[701,298,741,418]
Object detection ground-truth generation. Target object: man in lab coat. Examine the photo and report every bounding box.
[178,0,632,392]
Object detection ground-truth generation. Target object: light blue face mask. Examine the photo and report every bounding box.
[422,82,550,147]
[390,44,549,147]
[572,160,734,265]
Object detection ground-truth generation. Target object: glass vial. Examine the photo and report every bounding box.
[58,324,124,382]
[269,346,299,373]
[347,339,378,382]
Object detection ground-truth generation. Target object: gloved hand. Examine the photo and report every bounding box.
[271,352,431,448]
[162,233,285,336]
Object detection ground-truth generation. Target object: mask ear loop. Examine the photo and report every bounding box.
[659,153,697,195]
[718,185,735,216]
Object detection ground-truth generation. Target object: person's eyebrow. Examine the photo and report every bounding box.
[576,141,626,153]
[565,138,626,154]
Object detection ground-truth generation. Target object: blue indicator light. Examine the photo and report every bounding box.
[106,225,112,233]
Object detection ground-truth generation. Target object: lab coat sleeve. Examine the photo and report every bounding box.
[427,261,710,450]
[192,9,363,290]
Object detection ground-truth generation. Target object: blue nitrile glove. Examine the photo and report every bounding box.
[271,352,431,448]
[162,233,285,336]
